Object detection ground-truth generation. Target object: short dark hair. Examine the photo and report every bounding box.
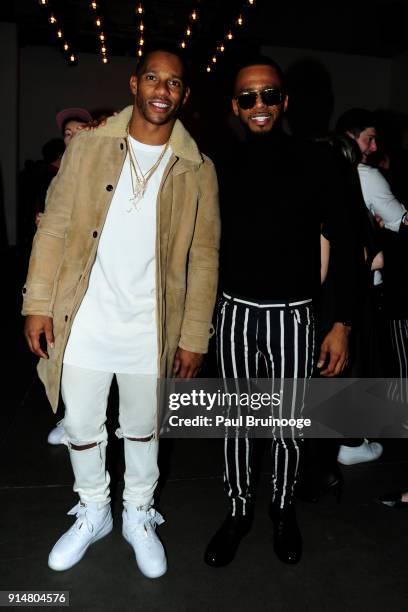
[135,43,191,87]
[232,55,285,94]
[326,133,362,165]
[335,108,376,137]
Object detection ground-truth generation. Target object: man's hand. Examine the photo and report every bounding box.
[173,347,204,379]
[24,315,54,359]
[317,322,350,377]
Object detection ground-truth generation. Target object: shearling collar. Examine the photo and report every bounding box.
[94,105,203,165]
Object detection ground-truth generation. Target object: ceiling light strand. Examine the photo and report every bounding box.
[38,0,77,65]
[205,0,256,73]
[88,0,109,64]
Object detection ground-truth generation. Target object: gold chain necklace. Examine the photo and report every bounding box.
[127,134,169,212]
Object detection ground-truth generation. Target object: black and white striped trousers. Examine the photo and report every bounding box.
[217,292,316,516]
[388,319,408,404]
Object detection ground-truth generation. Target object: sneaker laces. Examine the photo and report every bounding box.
[67,502,95,535]
[126,508,164,539]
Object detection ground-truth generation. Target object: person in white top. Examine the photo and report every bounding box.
[23,45,220,577]
[335,108,408,465]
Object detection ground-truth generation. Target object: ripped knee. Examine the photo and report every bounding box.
[126,434,154,442]
[70,442,98,450]
[115,428,155,442]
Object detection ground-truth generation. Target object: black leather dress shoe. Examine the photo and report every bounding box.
[270,505,302,564]
[377,491,408,508]
[296,469,343,504]
[204,512,253,567]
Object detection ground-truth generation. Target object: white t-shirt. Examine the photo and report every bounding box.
[63,137,172,374]
[358,164,406,232]
[358,164,407,286]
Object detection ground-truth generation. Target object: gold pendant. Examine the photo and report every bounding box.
[127,184,145,212]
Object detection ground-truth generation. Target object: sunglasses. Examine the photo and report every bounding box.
[235,88,284,110]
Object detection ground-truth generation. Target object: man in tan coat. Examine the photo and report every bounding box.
[22,45,220,577]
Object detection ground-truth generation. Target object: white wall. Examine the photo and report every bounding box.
[20,46,136,166]
[262,45,392,128]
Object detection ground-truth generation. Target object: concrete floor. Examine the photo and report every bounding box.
[2,248,408,611]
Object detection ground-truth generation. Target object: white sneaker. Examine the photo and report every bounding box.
[48,502,112,571]
[47,421,67,445]
[337,439,383,466]
[122,505,167,578]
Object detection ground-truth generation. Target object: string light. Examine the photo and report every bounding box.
[88,3,109,65]
[38,2,77,65]
[179,7,199,50]
[136,3,145,59]
[205,0,256,73]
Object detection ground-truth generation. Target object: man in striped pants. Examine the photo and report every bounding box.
[204,56,356,566]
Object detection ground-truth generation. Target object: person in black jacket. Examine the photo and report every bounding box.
[204,56,359,568]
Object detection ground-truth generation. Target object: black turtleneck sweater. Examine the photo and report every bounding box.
[218,129,359,321]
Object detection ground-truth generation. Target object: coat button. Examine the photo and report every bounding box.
[64,315,68,322]
[93,230,98,238]
[120,143,124,150]
[106,184,113,191]
[22,287,27,294]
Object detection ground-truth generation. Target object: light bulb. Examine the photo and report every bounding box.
[227,31,233,40]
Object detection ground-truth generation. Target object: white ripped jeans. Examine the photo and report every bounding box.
[61,364,159,508]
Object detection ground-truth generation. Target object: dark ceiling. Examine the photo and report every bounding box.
[3,0,408,67]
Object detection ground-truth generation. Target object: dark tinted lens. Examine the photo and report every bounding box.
[261,89,283,106]
[236,92,257,110]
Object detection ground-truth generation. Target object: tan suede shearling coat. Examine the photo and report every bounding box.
[22,106,220,412]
